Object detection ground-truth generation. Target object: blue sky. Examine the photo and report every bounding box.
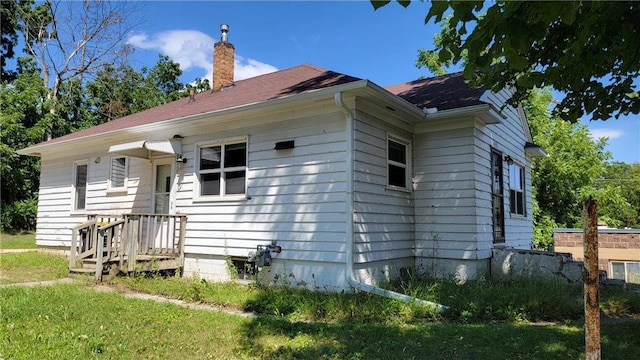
[125,1,639,163]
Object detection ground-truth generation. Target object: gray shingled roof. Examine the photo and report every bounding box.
[24,65,485,149]
[385,71,485,111]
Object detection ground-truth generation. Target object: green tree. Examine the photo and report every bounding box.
[85,55,189,125]
[374,0,640,123]
[1,0,34,82]
[600,162,640,228]
[525,89,609,225]
[0,60,46,230]
[86,64,143,124]
[16,0,138,136]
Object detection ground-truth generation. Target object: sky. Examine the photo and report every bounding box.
[120,1,639,163]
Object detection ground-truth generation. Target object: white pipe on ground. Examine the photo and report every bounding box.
[334,91,448,313]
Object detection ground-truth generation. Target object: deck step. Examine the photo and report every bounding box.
[70,267,97,274]
[82,262,97,270]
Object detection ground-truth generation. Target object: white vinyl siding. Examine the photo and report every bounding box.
[351,101,415,282]
[175,106,349,275]
[413,125,485,260]
[477,89,534,249]
[108,156,128,191]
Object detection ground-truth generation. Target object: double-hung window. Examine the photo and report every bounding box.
[196,139,247,199]
[387,136,411,190]
[72,160,88,212]
[508,163,525,215]
[108,156,128,191]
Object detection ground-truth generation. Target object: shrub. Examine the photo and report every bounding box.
[0,198,37,232]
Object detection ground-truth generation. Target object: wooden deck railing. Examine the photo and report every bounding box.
[70,214,187,280]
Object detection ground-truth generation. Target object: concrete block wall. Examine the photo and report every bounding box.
[491,248,583,284]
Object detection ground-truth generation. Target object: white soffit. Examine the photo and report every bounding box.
[108,139,181,159]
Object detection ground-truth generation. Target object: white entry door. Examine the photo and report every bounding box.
[152,158,175,214]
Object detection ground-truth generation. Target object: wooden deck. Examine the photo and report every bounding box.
[69,214,187,281]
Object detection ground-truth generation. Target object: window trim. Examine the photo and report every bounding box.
[610,260,640,284]
[490,148,505,244]
[508,162,526,216]
[71,159,89,213]
[386,134,412,191]
[194,136,248,202]
[107,156,128,193]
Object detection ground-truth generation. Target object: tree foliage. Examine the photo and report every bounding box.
[1,0,34,82]
[1,1,203,230]
[374,0,640,122]
[15,0,139,119]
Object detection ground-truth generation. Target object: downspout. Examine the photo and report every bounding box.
[334,92,448,313]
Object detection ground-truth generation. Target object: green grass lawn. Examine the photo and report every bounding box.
[0,232,37,249]
[2,250,640,359]
[2,283,640,359]
[0,251,68,285]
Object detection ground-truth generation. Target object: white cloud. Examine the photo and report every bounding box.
[589,128,624,140]
[128,30,214,72]
[127,30,277,82]
[235,56,278,80]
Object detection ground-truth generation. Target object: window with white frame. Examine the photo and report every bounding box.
[611,261,640,284]
[73,160,88,212]
[196,139,247,198]
[108,156,128,191]
[387,136,410,189]
[508,162,525,215]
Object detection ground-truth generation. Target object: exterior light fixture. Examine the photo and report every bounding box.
[504,155,514,165]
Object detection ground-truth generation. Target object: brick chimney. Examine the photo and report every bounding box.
[212,24,234,92]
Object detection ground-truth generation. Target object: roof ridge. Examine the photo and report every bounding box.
[226,63,329,87]
[384,70,464,88]
[299,63,329,73]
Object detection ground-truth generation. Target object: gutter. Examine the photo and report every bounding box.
[334,91,448,313]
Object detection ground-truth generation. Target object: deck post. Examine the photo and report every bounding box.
[179,215,187,269]
[127,216,139,273]
[94,227,104,282]
[70,228,78,269]
[119,216,128,270]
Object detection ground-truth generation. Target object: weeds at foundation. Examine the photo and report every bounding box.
[424,231,442,278]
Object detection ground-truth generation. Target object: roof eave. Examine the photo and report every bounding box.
[359,82,430,123]
[18,79,372,157]
[421,104,502,125]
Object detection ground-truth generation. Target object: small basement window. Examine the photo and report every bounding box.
[230,257,256,280]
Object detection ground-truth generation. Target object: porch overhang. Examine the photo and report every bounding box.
[525,142,547,158]
[108,138,182,159]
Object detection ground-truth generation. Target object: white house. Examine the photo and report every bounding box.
[19,26,545,292]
